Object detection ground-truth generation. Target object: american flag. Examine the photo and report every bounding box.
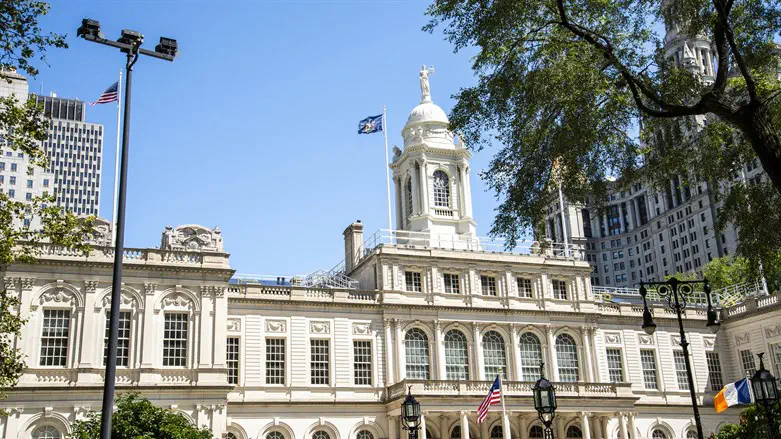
[477,376,502,423]
[89,81,119,106]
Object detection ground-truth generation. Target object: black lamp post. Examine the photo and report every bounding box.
[77,18,177,439]
[533,362,557,439]
[639,277,721,439]
[751,353,780,439]
[401,386,422,439]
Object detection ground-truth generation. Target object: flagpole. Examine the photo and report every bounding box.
[382,106,393,240]
[112,70,122,247]
[498,374,510,439]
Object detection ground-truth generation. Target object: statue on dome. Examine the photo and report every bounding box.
[419,65,434,102]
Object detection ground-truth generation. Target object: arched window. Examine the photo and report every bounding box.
[685,429,697,439]
[267,432,285,439]
[433,170,451,207]
[490,426,503,438]
[405,328,430,379]
[519,332,543,381]
[31,426,60,439]
[227,433,239,439]
[482,331,507,379]
[313,431,331,439]
[444,330,469,380]
[566,426,583,438]
[529,425,544,438]
[651,429,667,439]
[405,178,414,219]
[451,426,461,439]
[357,430,374,439]
[555,334,579,382]
[426,429,434,439]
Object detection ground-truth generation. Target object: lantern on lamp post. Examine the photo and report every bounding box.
[751,353,780,439]
[401,386,422,439]
[533,362,557,439]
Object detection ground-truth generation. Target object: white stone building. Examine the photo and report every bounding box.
[2,71,781,439]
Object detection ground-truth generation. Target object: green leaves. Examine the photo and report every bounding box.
[0,1,66,79]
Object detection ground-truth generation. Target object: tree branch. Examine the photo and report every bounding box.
[718,4,758,102]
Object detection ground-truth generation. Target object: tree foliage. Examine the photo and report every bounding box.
[424,0,781,271]
[69,393,214,439]
[0,0,93,403]
[665,254,781,290]
[712,404,781,439]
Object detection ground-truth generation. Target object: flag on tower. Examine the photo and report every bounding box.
[713,378,752,413]
[357,114,383,134]
[477,376,502,423]
[89,81,119,106]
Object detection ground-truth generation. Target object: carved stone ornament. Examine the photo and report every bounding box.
[86,217,113,247]
[671,335,682,346]
[39,288,75,306]
[144,283,157,295]
[100,292,136,310]
[20,278,35,290]
[353,322,371,336]
[161,224,224,252]
[309,321,331,334]
[84,281,98,293]
[735,332,750,346]
[227,318,241,332]
[161,294,193,310]
[703,337,717,348]
[765,325,781,339]
[266,319,287,333]
[638,334,655,345]
[603,332,622,345]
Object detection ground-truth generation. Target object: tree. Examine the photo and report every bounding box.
[424,0,781,274]
[0,1,93,403]
[69,393,214,439]
[711,404,781,438]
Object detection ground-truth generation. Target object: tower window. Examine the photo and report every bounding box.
[432,170,450,207]
[405,178,413,219]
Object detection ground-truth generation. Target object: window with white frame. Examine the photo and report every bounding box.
[405,271,422,292]
[673,350,690,390]
[313,431,331,439]
[103,310,131,367]
[267,432,285,439]
[357,430,374,439]
[481,275,497,296]
[740,349,756,376]
[685,429,697,439]
[706,351,724,391]
[405,178,413,219]
[640,349,659,389]
[519,332,543,381]
[529,426,544,438]
[566,426,583,438]
[552,279,567,300]
[555,334,579,382]
[266,338,285,384]
[163,313,188,367]
[482,331,507,379]
[353,340,372,385]
[605,348,624,382]
[227,337,239,385]
[40,309,70,366]
[651,429,667,439]
[771,343,781,379]
[516,277,533,298]
[444,330,469,380]
[405,328,430,379]
[443,273,460,294]
[31,425,61,439]
[310,339,330,385]
[433,170,451,207]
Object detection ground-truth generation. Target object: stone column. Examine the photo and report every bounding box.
[590,415,602,439]
[555,416,566,439]
[600,417,610,439]
[395,319,406,381]
[510,324,522,381]
[460,411,471,439]
[458,165,467,218]
[198,288,213,367]
[440,414,451,439]
[420,161,430,215]
[389,414,398,439]
[580,412,592,439]
[617,413,628,439]
[435,320,446,380]
[385,319,395,385]
[140,284,157,367]
[581,326,594,382]
[627,413,636,439]
[213,289,227,368]
[411,167,420,216]
[396,177,404,229]
[590,328,602,383]
[472,322,484,380]
[421,413,428,439]
[479,417,489,439]
[464,165,474,218]
[546,326,559,381]
[518,414,530,439]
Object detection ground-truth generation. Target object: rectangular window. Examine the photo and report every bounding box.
[771,343,781,379]
[606,348,624,383]
[162,313,188,367]
[480,275,497,296]
[310,339,330,385]
[552,279,567,300]
[640,349,659,390]
[443,273,460,294]
[353,340,372,385]
[226,337,240,385]
[673,350,690,390]
[10,163,16,172]
[40,309,70,366]
[266,338,286,385]
[26,179,33,188]
[103,311,131,367]
[516,277,533,298]
[405,271,421,292]
[740,349,756,376]
[706,352,724,391]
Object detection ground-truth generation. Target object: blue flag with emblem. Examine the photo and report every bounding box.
[358,114,383,134]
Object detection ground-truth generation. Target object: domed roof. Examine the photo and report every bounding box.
[405,101,449,128]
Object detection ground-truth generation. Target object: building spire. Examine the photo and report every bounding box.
[419,65,434,103]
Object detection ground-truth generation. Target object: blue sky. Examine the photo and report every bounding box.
[33,1,505,276]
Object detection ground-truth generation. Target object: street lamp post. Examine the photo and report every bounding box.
[77,18,177,439]
[639,277,721,439]
[401,386,422,439]
[533,363,557,439]
[750,353,780,439]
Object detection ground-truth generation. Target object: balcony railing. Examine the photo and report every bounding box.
[386,379,634,401]
[31,243,230,268]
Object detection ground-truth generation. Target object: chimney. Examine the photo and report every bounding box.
[343,220,364,274]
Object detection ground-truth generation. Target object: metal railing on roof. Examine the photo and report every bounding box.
[593,280,767,308]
